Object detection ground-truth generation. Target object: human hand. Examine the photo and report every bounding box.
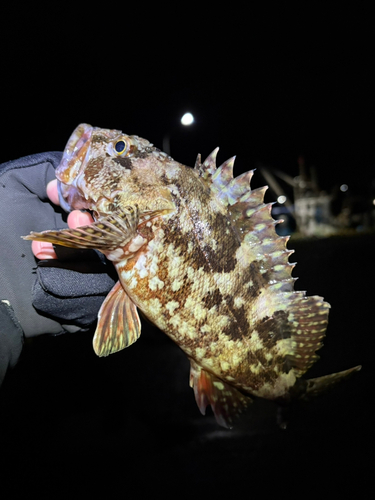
[0,152,115,385]
[31,179,94,259]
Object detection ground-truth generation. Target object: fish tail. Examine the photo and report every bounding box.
[300,365,362,401]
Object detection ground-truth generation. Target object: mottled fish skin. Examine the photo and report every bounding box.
[24,124,361,428]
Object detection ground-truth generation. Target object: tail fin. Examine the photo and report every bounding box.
[301,365,362,401]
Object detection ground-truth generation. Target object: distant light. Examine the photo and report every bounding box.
[181,112,194,126]
[373,199,375,206]
[277,195,287,204]
[340,184,348,192]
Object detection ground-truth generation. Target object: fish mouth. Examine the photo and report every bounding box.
[56,123,94,212]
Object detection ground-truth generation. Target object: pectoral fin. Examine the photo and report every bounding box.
[189,360,252,429]
[93,280,141,356]
[23,206,140,251]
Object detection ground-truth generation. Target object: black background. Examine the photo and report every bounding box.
[0,5,373,497]
[1,5,374,193]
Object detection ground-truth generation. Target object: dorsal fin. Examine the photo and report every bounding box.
[197,151,275,246]
[278,292,331,376]
[195,149,334,379]
[197,150,296,285]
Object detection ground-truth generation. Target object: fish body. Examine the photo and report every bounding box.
[24,124,361,427]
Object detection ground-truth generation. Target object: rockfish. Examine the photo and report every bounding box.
[24,124,361,428]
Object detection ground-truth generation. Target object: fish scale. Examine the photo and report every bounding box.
[23,123,361,428]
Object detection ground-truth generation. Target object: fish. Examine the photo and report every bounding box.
[23,123,361,428]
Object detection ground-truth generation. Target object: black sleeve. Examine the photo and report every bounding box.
[0,152,116,385]
[0,301,23,386]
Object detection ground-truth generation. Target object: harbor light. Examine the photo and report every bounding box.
[181,112,194,126]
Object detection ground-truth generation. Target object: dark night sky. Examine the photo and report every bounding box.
[1,7,374,198]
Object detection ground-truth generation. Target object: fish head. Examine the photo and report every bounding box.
[56,123,175,217]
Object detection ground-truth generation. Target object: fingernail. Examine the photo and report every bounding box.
[76,211,92,226]
[36,243,57,259]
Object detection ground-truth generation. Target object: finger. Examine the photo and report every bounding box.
[67,210,94,229]
[31,209,93,260]
[46,179,60,205]
[32,240,58,259]
[31,179,59,259]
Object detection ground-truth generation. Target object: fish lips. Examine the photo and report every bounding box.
[56,123,94,212]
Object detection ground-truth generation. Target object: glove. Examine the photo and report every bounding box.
[0,152,116,385]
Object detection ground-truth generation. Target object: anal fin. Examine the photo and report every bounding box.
[93,280,141,356]
[189,360,252,428]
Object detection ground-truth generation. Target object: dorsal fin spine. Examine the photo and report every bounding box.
[226,170,254,200]
[269,262,296,281]
[194,153,202,170]
[240,185,268,205]
[195,149,219,179]
[212,156,235,188]
[203,148,219,172]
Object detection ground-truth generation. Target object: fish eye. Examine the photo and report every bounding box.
[114,139,129,156]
